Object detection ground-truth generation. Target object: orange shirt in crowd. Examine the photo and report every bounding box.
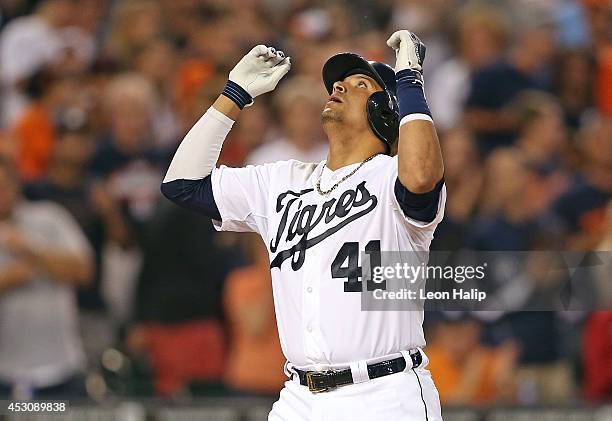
[12,103,56,181]
[223,264,287,395]
[426,344,515,406]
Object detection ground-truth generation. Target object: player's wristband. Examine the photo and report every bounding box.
[396,69,432,124]
[222,80,253,109]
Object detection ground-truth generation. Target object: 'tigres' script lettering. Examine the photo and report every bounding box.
[269,181,377,270]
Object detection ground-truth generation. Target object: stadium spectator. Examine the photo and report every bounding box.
[582,0,612,54]
[426,313,518,406]
[246,76,327,165]
[9,69,57,180]
[514,92,568,170]
[23,117,130,362]
[288,38,352,82]
[223,103,274,167]
[172,69,269,167]
[469,148,540,250]
[158,0,204,47]
[0,158,93,399]
[464,20,557,155]
[126,201,243,396]
[388,0,449,72]
[428,4,509,131]
[132,38,181,149]
[465,147,570,388]
[0,0,93,127]
[91,73,165,233]
[12,71,92,181]
[482,231,591,404]
[552,116,612,250]
[431,127,484,250]
[172,59,216,133]
[513,91,572,215]
[552,49,596,129]
[104,0,163,67]
[88,72,168,325]
[187,13,252,73]
[223,235,287,397]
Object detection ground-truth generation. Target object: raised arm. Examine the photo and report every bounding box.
[161,46,290,218]
[163,45,290,184]
[387,31,444,194]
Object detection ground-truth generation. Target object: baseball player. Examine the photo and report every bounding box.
[162,30,446,421]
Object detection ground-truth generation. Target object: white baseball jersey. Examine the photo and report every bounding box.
[210,155,446,369]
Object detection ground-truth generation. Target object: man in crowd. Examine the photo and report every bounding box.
[0,159,93,398]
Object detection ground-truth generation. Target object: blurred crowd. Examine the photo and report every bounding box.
[0,0,611,407]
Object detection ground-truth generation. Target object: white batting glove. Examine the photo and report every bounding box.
[386,30,426,73]
[229,45,291,100]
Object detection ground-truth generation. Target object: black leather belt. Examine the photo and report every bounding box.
[294,350,423,393]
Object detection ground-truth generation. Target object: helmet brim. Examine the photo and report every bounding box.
[322,52,392,95]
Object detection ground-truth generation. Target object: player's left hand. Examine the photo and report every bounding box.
[386,30,426,73]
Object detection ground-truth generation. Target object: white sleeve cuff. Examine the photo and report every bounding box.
[400,113,434,126]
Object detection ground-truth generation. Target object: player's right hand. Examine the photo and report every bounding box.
[229,45,291,100]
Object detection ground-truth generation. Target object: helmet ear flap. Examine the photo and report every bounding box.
[366,91,399,153]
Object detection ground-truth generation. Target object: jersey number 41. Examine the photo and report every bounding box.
[331,240,385,293]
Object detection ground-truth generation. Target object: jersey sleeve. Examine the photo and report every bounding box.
[161,176,221,221]
[384,156,446,245]
[210,163,272,236]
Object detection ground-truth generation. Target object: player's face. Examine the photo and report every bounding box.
[321,74,382,130]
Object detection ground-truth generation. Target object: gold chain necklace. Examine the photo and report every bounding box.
[316,153,382,196]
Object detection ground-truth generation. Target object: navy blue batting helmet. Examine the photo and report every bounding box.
[322,52,399,153]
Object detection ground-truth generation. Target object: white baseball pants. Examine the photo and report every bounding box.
[268,352,443,421]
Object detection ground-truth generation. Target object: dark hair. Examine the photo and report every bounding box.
[23,68,55,100]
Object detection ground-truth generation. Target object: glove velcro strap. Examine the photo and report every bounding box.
[396,69,431,121]
[222,80,253,109]
[396,69,424,87]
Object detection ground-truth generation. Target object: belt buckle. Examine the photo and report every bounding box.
[305,371,334,393]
